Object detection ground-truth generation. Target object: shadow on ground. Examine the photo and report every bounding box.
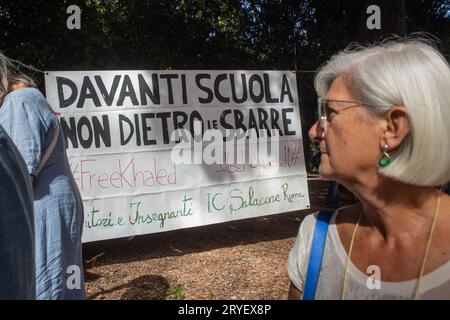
[88,274,170,300]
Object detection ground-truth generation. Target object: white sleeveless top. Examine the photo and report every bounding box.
[287,210,450,299]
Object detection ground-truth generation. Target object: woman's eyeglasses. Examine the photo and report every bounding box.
[317,98,366,128]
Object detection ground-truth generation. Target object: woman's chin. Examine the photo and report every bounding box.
[318,163,334,179]
[319,171,333,179]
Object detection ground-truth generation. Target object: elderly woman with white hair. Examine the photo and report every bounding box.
[0,53,85,299]
[287,37,450,300]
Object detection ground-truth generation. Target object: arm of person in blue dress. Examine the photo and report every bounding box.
[0,88,48,183]
[288,282,301,300]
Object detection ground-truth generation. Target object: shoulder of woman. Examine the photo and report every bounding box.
[4,87,46,105]
[296,211,322,239]
[296,208,347,240]
[3,88,55,119]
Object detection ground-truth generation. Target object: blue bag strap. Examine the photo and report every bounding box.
[302,210,333,300]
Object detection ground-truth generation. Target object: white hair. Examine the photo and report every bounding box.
[314,35,450,186]
[0,51,36,104]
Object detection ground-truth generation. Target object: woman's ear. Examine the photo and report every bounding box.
[381,106,411,150]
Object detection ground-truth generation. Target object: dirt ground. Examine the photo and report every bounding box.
[83,179,355,300]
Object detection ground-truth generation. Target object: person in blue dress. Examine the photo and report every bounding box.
[0,124,35,299]
[0,53,85,299]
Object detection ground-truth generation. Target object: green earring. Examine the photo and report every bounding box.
[378,144,392,168]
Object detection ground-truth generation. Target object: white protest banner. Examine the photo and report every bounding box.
[45,70,310,242]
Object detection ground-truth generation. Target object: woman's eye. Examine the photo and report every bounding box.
[327,108,337,119]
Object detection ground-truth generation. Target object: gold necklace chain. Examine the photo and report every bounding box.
[341,189,441,300]
[341,212,361,300]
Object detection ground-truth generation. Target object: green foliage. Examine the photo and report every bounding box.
[2,0,447,71]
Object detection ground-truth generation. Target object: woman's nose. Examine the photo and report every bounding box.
[308,120,324,143]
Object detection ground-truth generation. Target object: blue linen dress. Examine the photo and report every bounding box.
[0,124,35,299]
[0,88,85,299]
